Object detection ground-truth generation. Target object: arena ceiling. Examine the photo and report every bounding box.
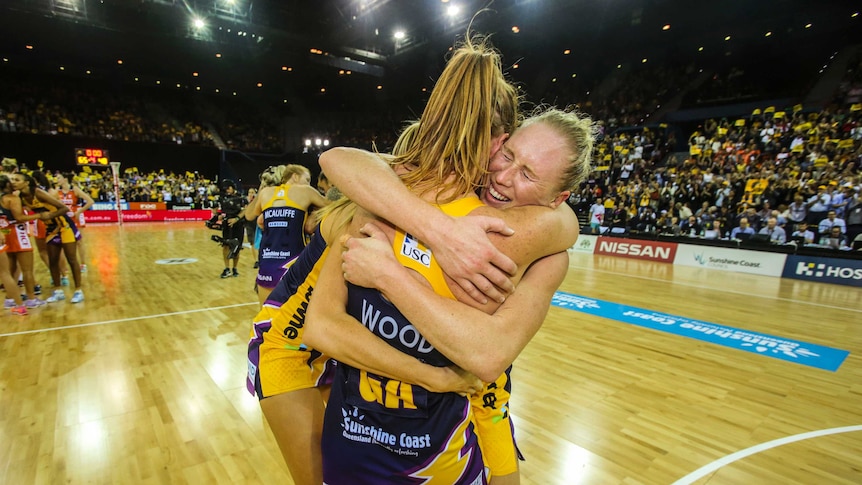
[0,0,859,113]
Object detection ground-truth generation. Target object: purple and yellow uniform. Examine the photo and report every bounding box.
[247,222,334,398]
[322,196,494,485]
[24,196,79,245]
[256,184,309,290]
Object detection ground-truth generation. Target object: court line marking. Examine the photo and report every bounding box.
[672,425,862,485]
[569,263,862,314]
[0,302,258,338]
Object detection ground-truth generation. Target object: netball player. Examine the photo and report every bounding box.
[304,42,589,485]
[247,32,530,484]
[1,174,65,310]
[244,164,329,305]
[55,172,95,273]
[319,108,594,484]
[12,173,84,303]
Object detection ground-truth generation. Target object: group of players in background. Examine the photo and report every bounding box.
[1,157,93,315]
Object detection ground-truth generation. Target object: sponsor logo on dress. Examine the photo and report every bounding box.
[340,407,431,455]
[400,233,432,267]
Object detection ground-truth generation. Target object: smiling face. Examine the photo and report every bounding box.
[480,121,571,210]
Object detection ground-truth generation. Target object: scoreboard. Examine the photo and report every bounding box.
[75,148,109,166]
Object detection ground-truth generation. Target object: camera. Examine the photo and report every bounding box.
[210,234,242,259]
[205,213,223,230]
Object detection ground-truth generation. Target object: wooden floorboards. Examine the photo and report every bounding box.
[1,222,859,484]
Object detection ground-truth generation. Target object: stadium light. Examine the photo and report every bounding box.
[193,18,205,29]
[394,30,405,40]
[447,5,460,17]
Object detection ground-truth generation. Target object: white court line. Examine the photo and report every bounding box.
[570,264,862,314]
[672,425,862,485]
[0,302,258,338]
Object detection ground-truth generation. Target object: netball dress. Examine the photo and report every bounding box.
[321,196,489,485]
[247,222,334,398]
[256,184,309,290]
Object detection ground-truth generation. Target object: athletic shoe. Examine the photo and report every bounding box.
[220,268,232,279]
[71,290,84,304]
[4,298,15,309]
[10,305,27,316]
[80,264,88,273]
[25,298,47,308]
[60,276,70,287]
[34,284,42,295]
[232,268,239,277]
[46,290,66,303]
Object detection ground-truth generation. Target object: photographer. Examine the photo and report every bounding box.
[216,179,247,278]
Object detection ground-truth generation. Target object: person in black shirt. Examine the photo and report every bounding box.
[216,180,247,278]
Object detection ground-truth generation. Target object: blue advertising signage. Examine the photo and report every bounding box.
[551,292,849,371]
[782,255,862,288]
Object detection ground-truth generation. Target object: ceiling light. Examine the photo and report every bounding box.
[563,49,571,55]
[511,26,520,33]
[698,46,704,52]
[662,24,670,31]
[394,31,405,40]
[257,82,263,87]
[724,35,731,41]
[765,31,772,37]
[642,58,647,63]
[447,5,459,17]
[804,23,812,29]
[193,18,205,29]
[193,72,199,77]
[216,53,222,58]
[117,59,123,65]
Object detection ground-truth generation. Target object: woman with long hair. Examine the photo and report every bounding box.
[55,172,95,273]
[1,174,64,311]
[304,39,589,483]
[12,173,84,303]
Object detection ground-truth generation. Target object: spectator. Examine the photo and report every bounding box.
[731,217,756,239]
[704,220,724,240]
[680,215,703,237]
[589,197,605,234]
[817,210,847,236]
[791,221,816,245]
[806,185,831,224]
[758,216,786,244]
[846,191,862,244]
[819,225,849,249]
[787,194,808,226]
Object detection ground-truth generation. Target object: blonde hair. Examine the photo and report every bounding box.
[1,157,18,174]
[281,164,311,185]
[394,34,519,203]
[393,122,420,157]
[259,165,285,188]
[523,106,596,191]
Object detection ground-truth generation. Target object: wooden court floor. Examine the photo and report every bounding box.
[0,222,859,484]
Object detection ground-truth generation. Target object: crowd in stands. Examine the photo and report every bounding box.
[2,44,861,253]
[6,162,221,210]
[574,101,862,250]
